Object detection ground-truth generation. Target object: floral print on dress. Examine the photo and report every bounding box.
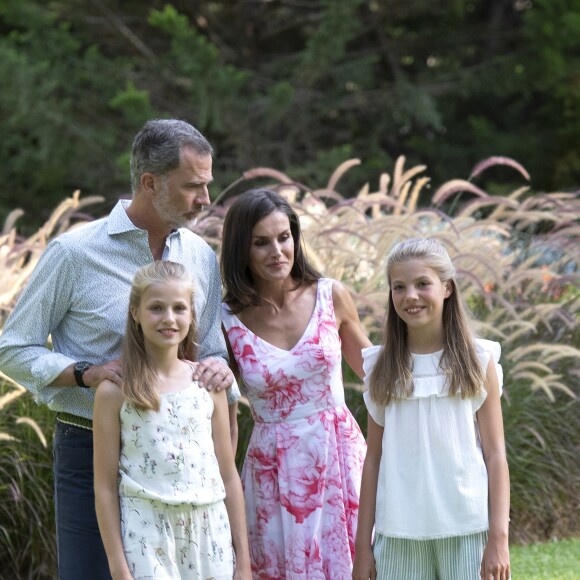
[222,278,366,579]
[119,384,225,505]
[118,386,233,578]
[121,497,233,579]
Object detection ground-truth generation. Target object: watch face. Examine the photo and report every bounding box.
[75,361,92,373]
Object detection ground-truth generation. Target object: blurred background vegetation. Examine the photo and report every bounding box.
[2,157,579,577]
[1,0,579,577]
[0,0,579,233]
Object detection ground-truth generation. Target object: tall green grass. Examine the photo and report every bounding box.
[0,385,57,578]
[505,385,580,543]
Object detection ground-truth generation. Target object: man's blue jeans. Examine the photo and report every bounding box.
[53,421,112,579]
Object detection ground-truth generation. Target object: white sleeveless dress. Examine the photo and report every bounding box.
[118,384,234,579]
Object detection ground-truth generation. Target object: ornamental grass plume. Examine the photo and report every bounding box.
[1,159,578,569]
[0,191,103,577]
[204,156,579,401]
[199,155,579,542]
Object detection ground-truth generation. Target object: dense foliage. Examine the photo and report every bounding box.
[1,0,579,232]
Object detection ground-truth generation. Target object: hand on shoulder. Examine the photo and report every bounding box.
[85,358,123,388]
[191,357,234,392]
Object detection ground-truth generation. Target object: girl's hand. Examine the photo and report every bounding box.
[352,545,377,580]
[480,537,510,580]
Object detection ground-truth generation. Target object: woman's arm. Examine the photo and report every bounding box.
[332,280,372,380]
[211,389,252,579]
[352,415,384,580]
[93,380,132,580]
[477,357,511,580]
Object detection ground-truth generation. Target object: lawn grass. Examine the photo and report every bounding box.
[511,538,580,579]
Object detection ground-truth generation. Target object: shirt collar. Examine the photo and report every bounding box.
[107,199,182,239]
[107,199,141,235]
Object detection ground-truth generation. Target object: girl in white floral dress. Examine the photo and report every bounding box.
[94,261,251,580]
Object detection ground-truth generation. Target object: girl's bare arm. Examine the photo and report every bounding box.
[211,389,252,579]
[477,357,511,580]
[352,415,383,580]
[223,325,241,453]
[93,380,133,580]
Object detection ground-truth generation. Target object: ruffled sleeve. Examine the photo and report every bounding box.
[362,345,386,427]
[475,338,503,396]
[470,338,503,414]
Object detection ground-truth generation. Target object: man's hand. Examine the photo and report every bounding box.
[192,358,233,392]
[86,359,123,388]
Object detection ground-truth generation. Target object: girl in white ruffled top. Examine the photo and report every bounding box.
[94,261,251,580]
[353,238,510,580]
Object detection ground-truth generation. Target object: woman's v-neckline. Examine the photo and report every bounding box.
[233,281,321,353]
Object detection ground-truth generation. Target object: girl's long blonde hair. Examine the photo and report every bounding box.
[369,238,484,406]
[122,261,197,411]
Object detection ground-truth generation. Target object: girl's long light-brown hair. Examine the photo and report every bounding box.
[369,238,485,406]
[122,261,197,411]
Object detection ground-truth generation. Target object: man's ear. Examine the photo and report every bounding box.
[140,172,156,195]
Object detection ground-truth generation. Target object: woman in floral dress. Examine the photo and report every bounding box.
[220,189,371,579]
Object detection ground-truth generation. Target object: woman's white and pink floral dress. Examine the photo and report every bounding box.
[222,278,366,579]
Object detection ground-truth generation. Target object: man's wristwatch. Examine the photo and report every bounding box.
[73,361,93,388]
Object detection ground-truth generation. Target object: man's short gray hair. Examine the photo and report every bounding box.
[130,119,214,194]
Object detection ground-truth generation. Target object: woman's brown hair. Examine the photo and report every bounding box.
[221,188,320,313]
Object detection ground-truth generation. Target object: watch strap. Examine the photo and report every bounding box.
[74,362,93,388]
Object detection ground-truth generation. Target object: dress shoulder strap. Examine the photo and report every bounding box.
[221,302,237,331]
[316,278,334,305]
